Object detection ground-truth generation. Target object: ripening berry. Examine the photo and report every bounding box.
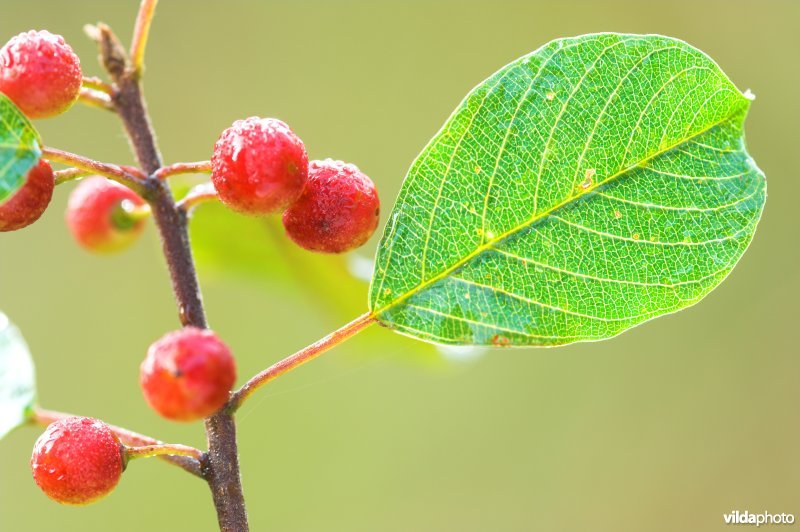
[140,327,236,421]
[30,417,125,505]
[0,160,54,232]
[66,177,147,254]
[0,30,82,119]
[282,159,380,253]
[211,117,308,215]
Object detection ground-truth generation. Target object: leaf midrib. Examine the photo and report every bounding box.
[371,103,747,318]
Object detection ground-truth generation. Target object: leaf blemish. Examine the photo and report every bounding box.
[580,168,596,190]
[491,334,510,347]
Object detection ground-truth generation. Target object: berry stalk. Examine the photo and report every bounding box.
[42,147,146,192]
[177,182,218,213]
[126,443,204,461]
[154,160,212,180]
[130,0,159,76]
[77,87,114,111]
[33,408,203,477]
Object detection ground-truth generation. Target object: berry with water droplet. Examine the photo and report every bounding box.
[66,177,147,253]
[0,160,54,231]
[140,327,236,421]
[30,417,125,505]
[211,117,308,215]
[282,159,380,253]
[0,30,82,119]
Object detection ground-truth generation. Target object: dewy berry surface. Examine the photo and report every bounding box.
[0,160,54,232]
[30,417,125,505]
[0,30,82,119]
[66,177,147,253]
[283,159,380,253]
[140,327,237,421]
[211,117,308,215]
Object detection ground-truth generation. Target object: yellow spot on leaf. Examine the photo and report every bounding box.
[580,168,595,189]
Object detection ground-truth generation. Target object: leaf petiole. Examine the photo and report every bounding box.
[228,312,376,412]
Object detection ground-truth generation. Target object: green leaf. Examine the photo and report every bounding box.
[369,33,766,347]
[0,93,42,204]
[0,312,36,440]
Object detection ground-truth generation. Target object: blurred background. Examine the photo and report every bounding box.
[1,1,798,530]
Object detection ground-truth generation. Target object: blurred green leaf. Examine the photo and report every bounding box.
[0,312,36,441]
[370,33,766,346]
[0,94,41,204]
[190,201,368,317]
[186,199,444,366]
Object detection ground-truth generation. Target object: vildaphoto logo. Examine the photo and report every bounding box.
[724,511,796,526]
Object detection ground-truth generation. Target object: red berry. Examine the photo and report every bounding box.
[30,417,125,505]
[140,327,236,421]
[0,160,54,231]
[66,177,147,254]
[0,30,82,119]
[211,117,308,215]
[282,159,380,253]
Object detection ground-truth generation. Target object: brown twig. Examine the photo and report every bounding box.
[93,11,248,531]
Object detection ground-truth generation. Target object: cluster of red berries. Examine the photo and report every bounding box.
[4,30,381,506]
[31,327,236,505]
[211,116,380,253]
[1,33,381,256]
[0,31,148,252]
[0,30,79,233]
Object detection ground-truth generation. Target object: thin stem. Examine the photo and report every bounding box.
[154,160,212,180]
[33,408,203,477]
[229,313,376,412]
[42,147,146,193]
[82,76,115,95]
[126,443,204,461]
[130,0,159,75]
[54,168,92,185]
[177,182,218,213]
[78,87,114,111]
